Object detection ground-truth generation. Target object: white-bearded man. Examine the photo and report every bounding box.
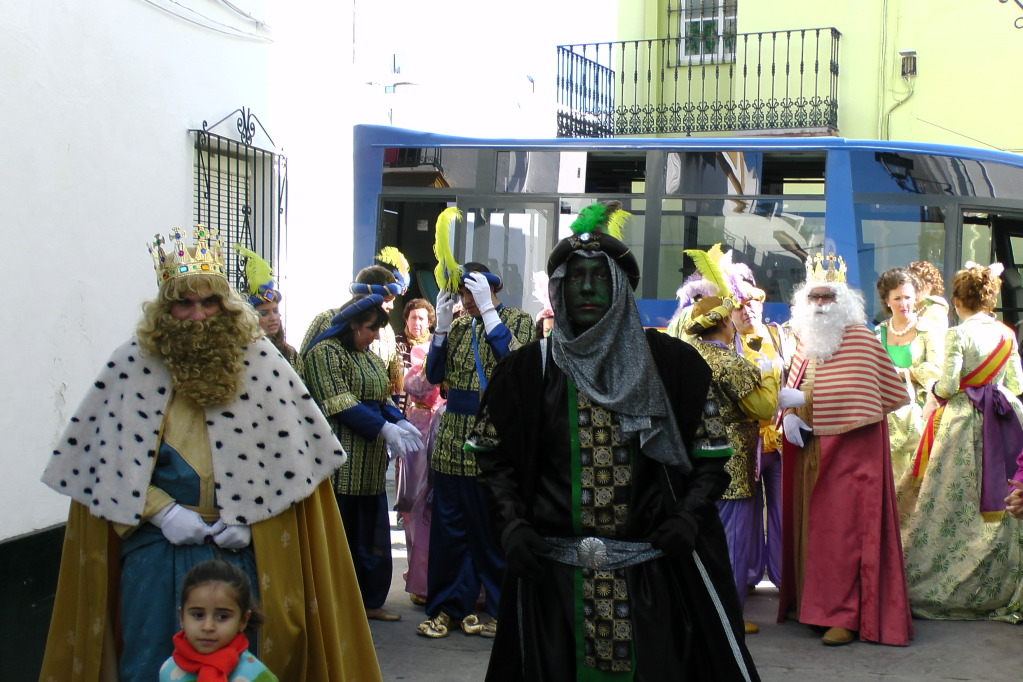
[775,253,913,647]
[40,228,381,682]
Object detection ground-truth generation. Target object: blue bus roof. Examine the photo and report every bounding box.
[354,124,1023,169]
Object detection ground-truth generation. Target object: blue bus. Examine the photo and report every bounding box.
[354,125,1023,331]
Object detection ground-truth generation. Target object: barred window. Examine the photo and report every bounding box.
[668,0,737,64]
[192,114,287,291]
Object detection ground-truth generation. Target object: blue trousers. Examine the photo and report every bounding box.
[425,471,505,619]
[336,492,393,609]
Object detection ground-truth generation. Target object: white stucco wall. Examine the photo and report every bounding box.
[0,0,312,542]
[1,0,610,543]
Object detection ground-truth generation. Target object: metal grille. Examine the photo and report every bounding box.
[191,108,287,291]
[557,28,841,138]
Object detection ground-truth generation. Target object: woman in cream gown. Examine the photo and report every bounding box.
[899,263,1023,622]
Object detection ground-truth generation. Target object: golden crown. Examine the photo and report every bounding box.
[148,225,227,284]
[805,251,847,284]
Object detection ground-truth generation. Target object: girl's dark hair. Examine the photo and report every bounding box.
[337,297,390,350]
[180,559,265,626]
[355,265,397,286]
[875,267,920,314]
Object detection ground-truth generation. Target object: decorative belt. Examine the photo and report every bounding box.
[541,536,664,571]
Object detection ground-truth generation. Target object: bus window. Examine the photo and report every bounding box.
[855,203,947,323]
[658,197,825,311]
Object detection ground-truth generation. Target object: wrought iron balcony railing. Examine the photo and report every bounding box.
[557,27,840,138]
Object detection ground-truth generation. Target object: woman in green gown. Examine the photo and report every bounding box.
[874,267,944,480]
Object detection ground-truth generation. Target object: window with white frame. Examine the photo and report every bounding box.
[669,0,737,64]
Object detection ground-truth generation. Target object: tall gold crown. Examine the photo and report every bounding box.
[148,225,227,284]
[805,251,847,284]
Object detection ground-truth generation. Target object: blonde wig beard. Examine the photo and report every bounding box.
[789,282,866,361]
[137,275,262,406]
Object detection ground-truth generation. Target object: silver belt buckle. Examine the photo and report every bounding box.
[577,536,608,569]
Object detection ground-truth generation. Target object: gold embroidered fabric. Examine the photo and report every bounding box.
[576,392,634,672]
[692,342,761,499]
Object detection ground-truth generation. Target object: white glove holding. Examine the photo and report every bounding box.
[151,503,221,546]
[777,387,807,410]
[463,272,495,315]
[213,524,252,549]
[396,419,422,439]
[435,291,456,334]
[783,413,812,447]
[381,422,421,457]
[399,429,423,454]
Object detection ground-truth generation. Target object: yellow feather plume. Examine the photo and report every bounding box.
[604,207,631,240]
[232,243,273,294]
[433,207,463,293]
[376,246,409,280]
[683,243,734,304]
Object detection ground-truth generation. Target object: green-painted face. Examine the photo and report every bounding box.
[564,255,612,334]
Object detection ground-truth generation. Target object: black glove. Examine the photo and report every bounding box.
[502,524,551,581]
[650,512,699,557]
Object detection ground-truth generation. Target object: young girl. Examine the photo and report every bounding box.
[160,559,279,682]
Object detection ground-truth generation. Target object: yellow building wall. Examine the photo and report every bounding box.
[615,0,1023,152]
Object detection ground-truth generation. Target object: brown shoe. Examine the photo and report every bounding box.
[821,626,855,646]
[366,607,401,622]
[409,593,427,606]
[417,612,452,638]
[744,620,760,634]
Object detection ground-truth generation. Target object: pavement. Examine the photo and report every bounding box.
[372,468,1022,681]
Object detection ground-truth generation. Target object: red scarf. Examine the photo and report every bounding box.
[171,630,248,682]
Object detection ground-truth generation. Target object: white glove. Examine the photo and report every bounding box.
[151,504,222,545]
[213,524,252,549]
[435,291,455,334]
[777,387,806,410]
[463,272,495,314]
[396,419,422,439]
[381,422,422,457]
[783,413,812,447]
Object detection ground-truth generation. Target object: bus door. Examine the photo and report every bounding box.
[962,210,1023,339]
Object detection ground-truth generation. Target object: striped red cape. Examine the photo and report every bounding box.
[786,325,909,435]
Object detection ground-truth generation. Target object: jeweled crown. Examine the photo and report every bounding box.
[148,226,227,284]
[805,251,847,284]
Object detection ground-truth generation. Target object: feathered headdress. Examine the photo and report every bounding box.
[569,201,631,239]
[233,244,281,305]
[376,246,411,293]
[683,243,734,305]
[676,271,720,309]
[433,207,463,293]
[718,248,755,302]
